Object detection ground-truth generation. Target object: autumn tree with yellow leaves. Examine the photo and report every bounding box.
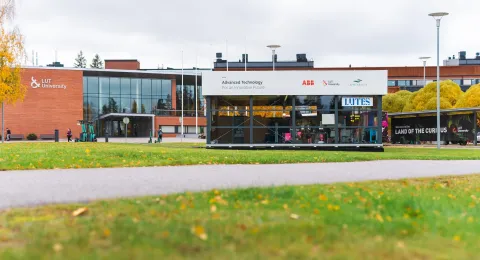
[0,0,26,142]
[456,84,480,108]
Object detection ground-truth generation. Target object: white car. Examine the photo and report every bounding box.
[477,132,480,142]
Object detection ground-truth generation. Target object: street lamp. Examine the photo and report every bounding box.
[267,45,281,71]
[419,57,431,86]
[428,12,448,149]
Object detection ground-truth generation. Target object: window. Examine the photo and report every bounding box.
[398,80,411,87]
[388,80,396,87]
[99,77,109,95]
[463,79,472,85]
[161,126,175,133]
[87,77,99,93]
[110,78,120,95]
[131,79,141,96]
[141,79,152,96]
[452,79,462,85]
[83,77,88,94]
[121,78,131,95]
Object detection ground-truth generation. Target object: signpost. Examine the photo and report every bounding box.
[123,117,130,143]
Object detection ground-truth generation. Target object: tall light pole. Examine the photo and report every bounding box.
[419,56,431,86]
[267,45,281,71]
[195,54,198,135]
[181,50,184,142]
[429,12,448,149]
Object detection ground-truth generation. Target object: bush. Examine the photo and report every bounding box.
[27,133,38,140]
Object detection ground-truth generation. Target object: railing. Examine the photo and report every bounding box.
[153,110,206,117]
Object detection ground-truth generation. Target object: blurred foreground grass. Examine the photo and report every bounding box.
[1,175,480,259]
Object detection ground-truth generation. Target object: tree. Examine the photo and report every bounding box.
[141,104,146,114]
[74,51,87,68]
[131,100,138,113]
[403,80,462,112]
[108,98,118,113]
[455,84,480,108]
[0,0,26,143]
[382,90,412,113]
[90,54,103,69]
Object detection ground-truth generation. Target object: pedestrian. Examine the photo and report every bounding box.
[157,127,163,143]
[6,128,11,141]
[67,128,72,142]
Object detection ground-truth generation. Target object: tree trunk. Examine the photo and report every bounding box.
[1,101,4,143]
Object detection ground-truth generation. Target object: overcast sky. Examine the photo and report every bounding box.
[13,0,480,69]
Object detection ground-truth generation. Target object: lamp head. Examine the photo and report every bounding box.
[419,56,431,61]
[428,12,449,20]
[267,45,281,49]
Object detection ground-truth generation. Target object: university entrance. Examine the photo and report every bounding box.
[97,113,155,137]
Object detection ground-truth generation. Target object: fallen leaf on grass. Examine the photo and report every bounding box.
[290,214,300,220]
[210,205,217,212]
[396,241,405,249]
[72,207,88,217]
[191,226,208,240]
[53,243,63,252]
[103,228,111,237]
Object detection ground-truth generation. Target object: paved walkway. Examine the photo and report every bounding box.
[1,160,479,209]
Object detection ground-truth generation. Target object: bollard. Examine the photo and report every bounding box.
[105,132,109,143]
[54,129,59,142]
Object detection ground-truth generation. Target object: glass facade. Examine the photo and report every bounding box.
[208,95,382,145]
[83,76,173,121]
[176,85,205,117]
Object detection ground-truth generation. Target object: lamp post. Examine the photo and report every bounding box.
[419,56,431,86]
[429,12,448,149]
[267,45,281,71]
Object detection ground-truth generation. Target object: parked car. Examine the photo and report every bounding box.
[477,132,480,142]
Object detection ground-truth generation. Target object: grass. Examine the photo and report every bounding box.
[0,142,479,171]
[1,175,480,259]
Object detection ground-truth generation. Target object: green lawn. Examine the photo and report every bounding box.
[1,142,480,170]
[1,175,479,259]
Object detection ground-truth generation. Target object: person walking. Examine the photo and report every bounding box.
[157,127,163,143]
[67,128,72,142]
[6,128,11,141]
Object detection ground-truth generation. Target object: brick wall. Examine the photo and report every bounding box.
[105,60,140,70]
[0,68,83,139]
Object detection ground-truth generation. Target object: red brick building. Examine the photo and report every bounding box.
[1,60,206,140]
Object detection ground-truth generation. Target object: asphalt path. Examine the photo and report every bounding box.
[1,160,479,209]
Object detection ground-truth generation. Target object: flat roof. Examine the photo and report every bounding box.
[104,59,139,62]
[389,107,480,117]
[21,66,205,76]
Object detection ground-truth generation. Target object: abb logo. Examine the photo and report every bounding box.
[302,80,315,86]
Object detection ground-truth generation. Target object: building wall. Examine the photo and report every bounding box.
[0,68,83,139]
[105,60,140,70]
[155,116,207,137]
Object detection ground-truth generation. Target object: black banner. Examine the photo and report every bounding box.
[392,114,477,144]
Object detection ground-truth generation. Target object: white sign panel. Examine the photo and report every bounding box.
[341,97,374,107]
[202,70,387,96]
